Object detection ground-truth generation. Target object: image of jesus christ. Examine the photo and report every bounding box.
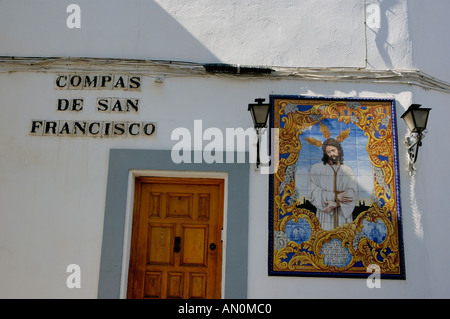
[307,138,358,230]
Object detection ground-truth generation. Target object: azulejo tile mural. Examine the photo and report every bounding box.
[268,95,405,279]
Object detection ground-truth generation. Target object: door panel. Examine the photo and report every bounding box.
[144,271,162,298]
[166,192,193,218]
[127,177,224,299]
[189,273,207,299]
[181,225,208,266]
[167,272,184,298]
[147,224,174,265]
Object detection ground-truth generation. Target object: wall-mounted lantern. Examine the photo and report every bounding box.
[401,104,431,172]
[248,98,271,169]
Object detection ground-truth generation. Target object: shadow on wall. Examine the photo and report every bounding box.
[366,0,400,69]
[0,0,220,63]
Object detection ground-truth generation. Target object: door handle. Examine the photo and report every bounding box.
[174,236,181,252]
[209,243,216,251]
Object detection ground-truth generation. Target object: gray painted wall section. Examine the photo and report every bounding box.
[98,149,250,299]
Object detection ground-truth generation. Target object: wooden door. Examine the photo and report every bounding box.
[127,177,224,299]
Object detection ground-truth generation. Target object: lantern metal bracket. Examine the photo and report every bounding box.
[405,131,426,165]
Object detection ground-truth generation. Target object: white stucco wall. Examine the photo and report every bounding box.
[407,0,450,82]
[0,0,414,69]
[1,0,449,298]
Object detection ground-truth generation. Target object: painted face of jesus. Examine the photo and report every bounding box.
[325,145,339,164]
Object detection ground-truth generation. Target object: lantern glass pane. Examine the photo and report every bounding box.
[253,104,270,127]
[413,109,429,130]
[402,110,416,132]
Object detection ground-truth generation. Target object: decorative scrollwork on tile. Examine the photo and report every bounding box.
[270,97,404,278]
